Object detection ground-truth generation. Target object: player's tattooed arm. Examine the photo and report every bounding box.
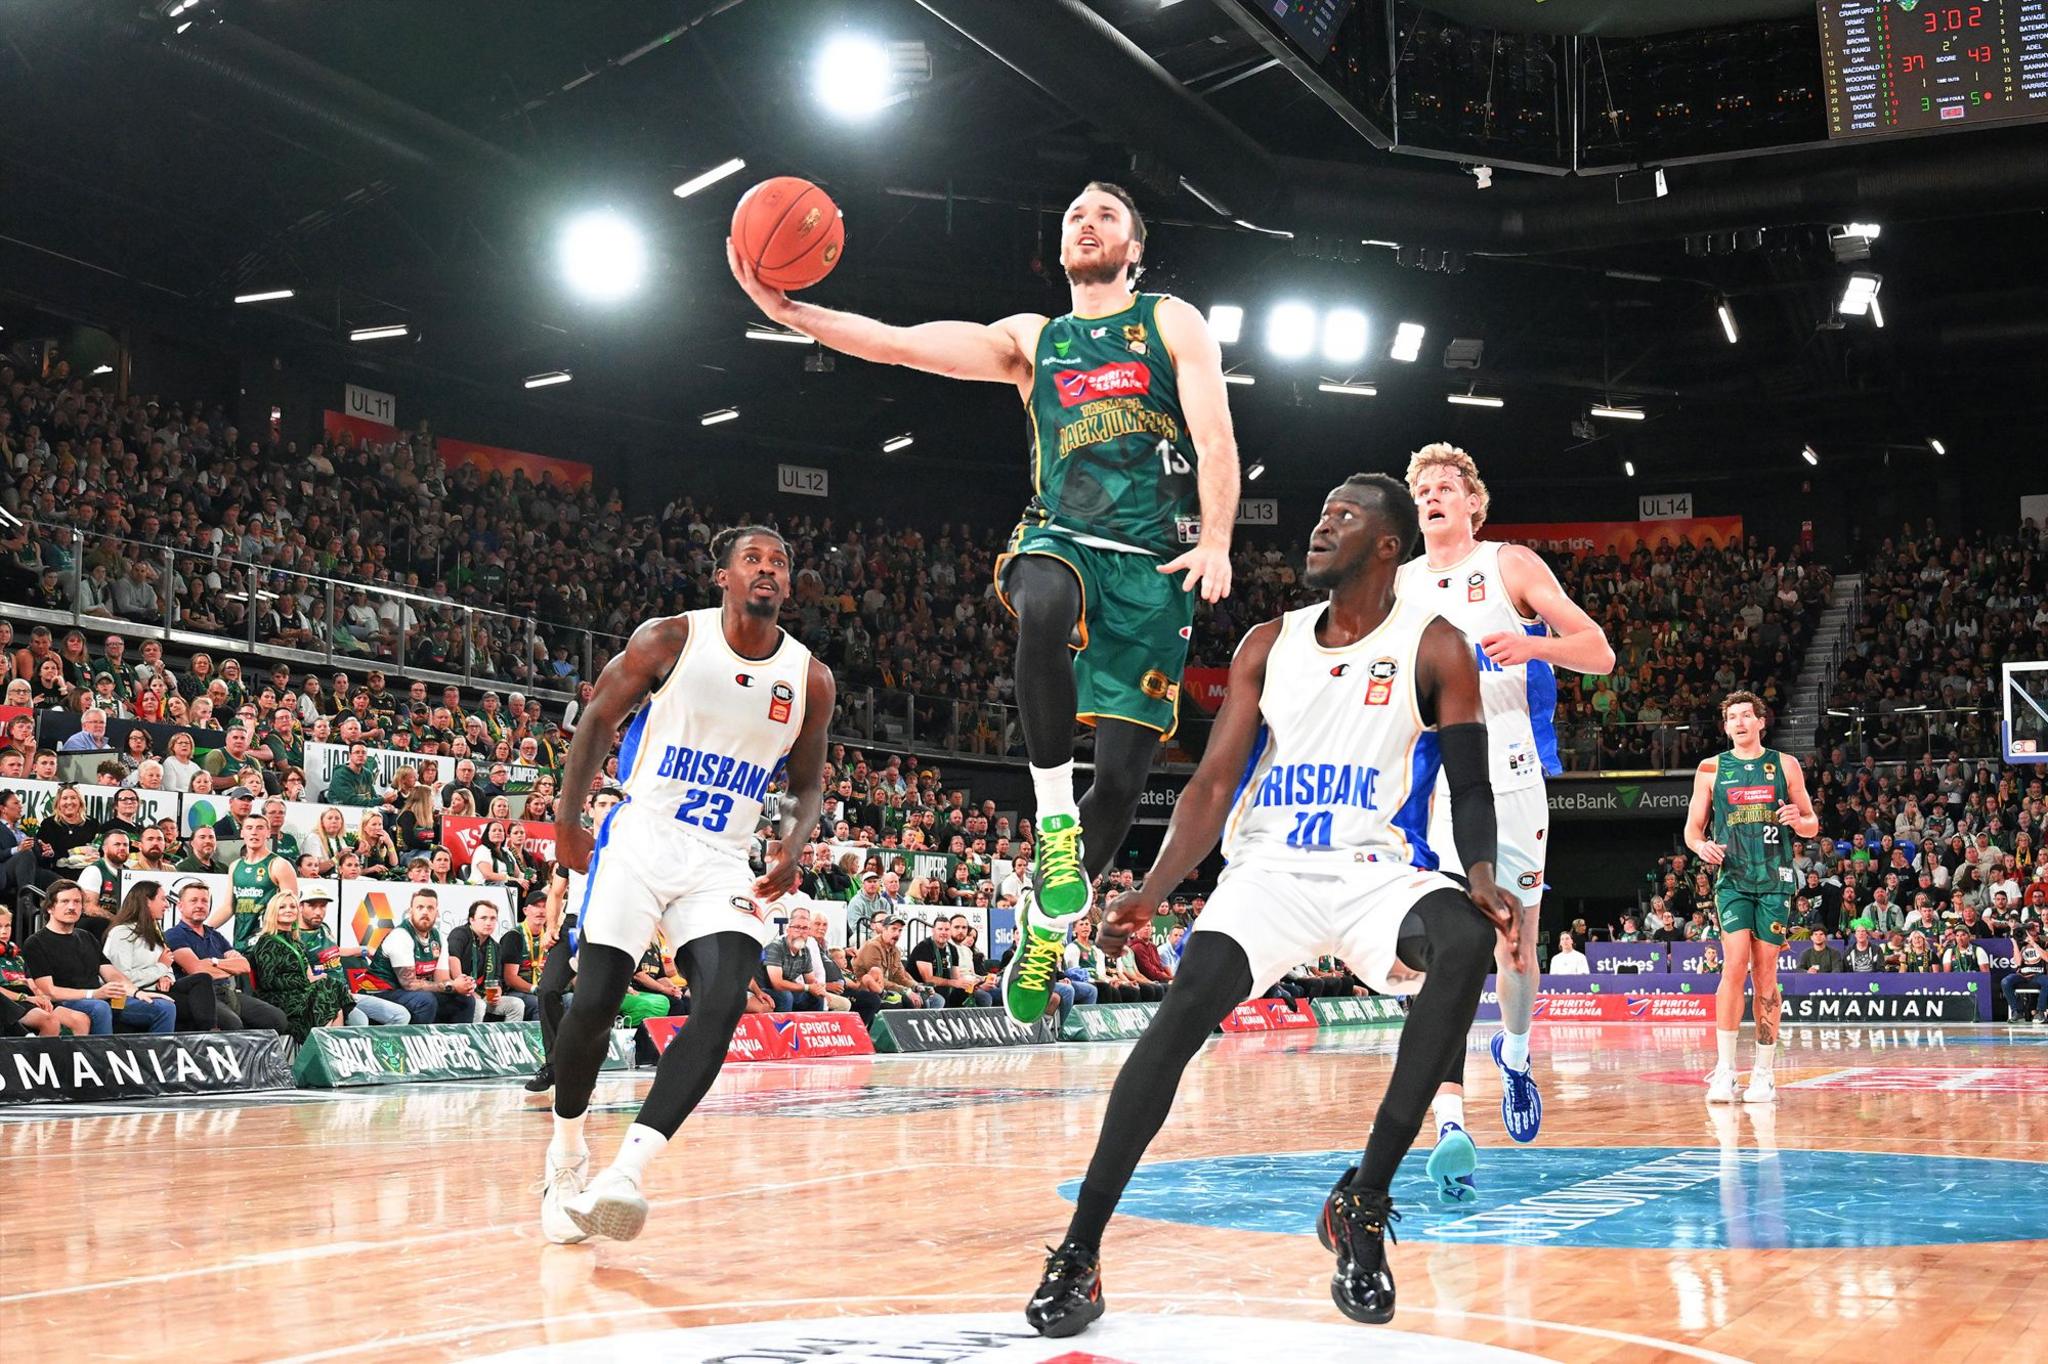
[755,658,836,903]
[551,614,691,873]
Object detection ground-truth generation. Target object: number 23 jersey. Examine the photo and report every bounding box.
[614,608,812,859]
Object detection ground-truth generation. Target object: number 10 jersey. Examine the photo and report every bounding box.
[1220,597,1445,873]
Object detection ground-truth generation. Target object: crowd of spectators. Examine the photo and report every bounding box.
[1822,520,2048,762]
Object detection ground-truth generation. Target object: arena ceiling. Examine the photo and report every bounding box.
[2,0,2043,491]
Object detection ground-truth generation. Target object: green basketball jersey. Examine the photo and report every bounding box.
[1024,293,1199,556]
[1708,748,1793,896]
[229,855,281,946]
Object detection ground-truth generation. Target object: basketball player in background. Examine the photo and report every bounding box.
[1025,474,1519,1337]
[1685,691,1818,1104]
[1399,444,1612,1195]
[523,784,623,1095]
[730,182,1242,1027]
[538,526,833,1243]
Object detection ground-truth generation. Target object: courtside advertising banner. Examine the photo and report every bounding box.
[0,1031,293,1105]
[339,880,515,956]
[642,1012,875,1063]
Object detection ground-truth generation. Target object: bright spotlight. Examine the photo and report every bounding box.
[1928,437,1946,456]
[1870,297,1885,329]
[1447,392,1504,408]
[1317,381,1376,397]
[1390,321,1425,363]
[1207,304,1244,345]
[234,288,294,304]
[350,324,408,341]
[701,407,740,426]
[882,434,914,452]
[1247,461,1266,480]
[1802,444,1819,466]
[1266,303,1316,360]
[91,364,113,375]
[1321,309,1368,365]
[816,35,893,120]
[1716,297,1740,344]
[1624,460,1637,477]
[1590,404,1645,421]
[560,211,647,303]
[524,371,572,389]
[1222,371,1256,386]
[674,157,747,200]
[1837,271,1881,317]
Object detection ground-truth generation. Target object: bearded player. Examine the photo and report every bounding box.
[730,181,1241,1026]
[1398,444,1613,1196]
[1685,691,1818,1105]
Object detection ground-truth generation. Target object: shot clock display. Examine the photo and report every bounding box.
[1819,0,2048,138]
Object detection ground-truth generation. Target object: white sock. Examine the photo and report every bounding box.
[1499,1027,1530,1071]
[1434,1094,1465,1132]
[548,1112,587,1164]
[1716,1029,1739,1074]
[1752,1042,1776,1079]
[1031,761,1079,822]
[610,1122,668,1182]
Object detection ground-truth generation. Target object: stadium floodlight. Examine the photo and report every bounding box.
[701,407,740,426]
[350,324,408,341]
[1317,381,1377,397]
[1802,444,1820,466]
[1222,371,1255,386]
[745,325,812,344]
[1716,297,1739,344]
[674,157,747,199]
[91,364,113,375]
[1590,404,1646,421]
[1870,298,1885,328]
[1207,304,1244,345]
[1837,272,1882,317]
[234,288,294,304]
[1624,460,1637,477]
[1928,437,1946,456]
[1390,321,1425,363]
[523,371,572,389]
[816,34,893,120]
[1447,391,1504,408]
[1247,461,1266,480]
[1320,309,1368,365]
[1265,303,1316,360]
[560,211,647,303]
[882,434,914,452]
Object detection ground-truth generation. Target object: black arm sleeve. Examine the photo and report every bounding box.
[1438,722,1497,874]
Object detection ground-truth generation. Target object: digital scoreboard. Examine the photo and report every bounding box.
[1819,0,2048,138]
[1260,0,1356,60]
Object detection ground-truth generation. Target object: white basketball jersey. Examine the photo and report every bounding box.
[1221,597,1446,872]
[1395,540,1559,792]
[615,608,813,859]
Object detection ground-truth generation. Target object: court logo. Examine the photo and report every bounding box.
[459,1313,1543,1363]
[769,681,795,724]
[1085,1146,2048,1250]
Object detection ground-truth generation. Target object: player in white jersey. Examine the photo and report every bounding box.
[537,526,834,1245]
[522,785,623,1094]
[1026,474,1520,1338]
[1399,443,1613,1190]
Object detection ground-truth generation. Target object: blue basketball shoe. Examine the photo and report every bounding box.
[1492,1032,1542,1143]
[1425,1122,1478,1203]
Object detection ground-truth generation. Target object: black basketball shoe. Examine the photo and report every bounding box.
[1025,1239,1105,1338]
[1319,1169,1401,1325]
[522,1063,554,1094]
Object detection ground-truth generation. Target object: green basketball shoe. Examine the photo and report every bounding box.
[1033,813,1091,919]
[1002,887,1069,1026]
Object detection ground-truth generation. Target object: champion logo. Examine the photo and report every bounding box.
[1437,578,1450,589]
[734,673,754,687]
[1055,361,1152,407]
[1330,664,1350,676]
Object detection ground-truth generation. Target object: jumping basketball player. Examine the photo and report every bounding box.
[537,526,833,1243]
[1398,444,1612,1195]
[523,784,623,1095]
[1025,474,1518,1337]
[1684,690,1818,1105]
[729,181,1241,1025]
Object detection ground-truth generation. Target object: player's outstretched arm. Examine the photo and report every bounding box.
[1154,297,1240,603]
[1684,759,1725,865]
[729,239,1035,386]
[1100,620,1277,949]
[1418,617,1519,951]
[755,659,836,902]
[550,614,691,872]
[1777,753,1822,839]
[1486,543,1616,675]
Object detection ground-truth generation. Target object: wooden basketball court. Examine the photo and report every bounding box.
[4,1023,2044,1362]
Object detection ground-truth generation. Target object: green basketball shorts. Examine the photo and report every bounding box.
[995,523,1195,739]
[1715,888,1790,946]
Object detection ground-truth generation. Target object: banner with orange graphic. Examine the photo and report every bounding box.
[321,411,594,490]
[1485,517,1744,556]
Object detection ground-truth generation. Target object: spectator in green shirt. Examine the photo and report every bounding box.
[327,742,383,807]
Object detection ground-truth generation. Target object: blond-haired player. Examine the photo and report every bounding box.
[1396,443,1613,1198]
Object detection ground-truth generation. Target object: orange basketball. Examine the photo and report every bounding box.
[731,176,845,291]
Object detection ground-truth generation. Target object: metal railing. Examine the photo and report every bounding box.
[7,520,628,702]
